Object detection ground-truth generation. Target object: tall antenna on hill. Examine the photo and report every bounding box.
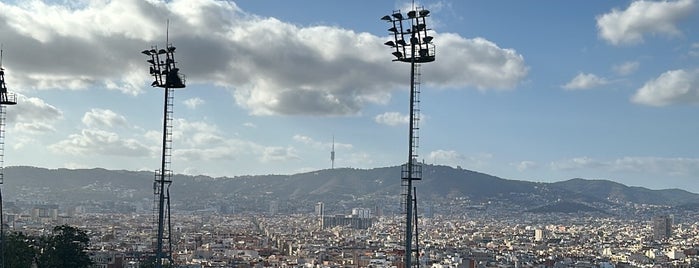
[331,135,335,169]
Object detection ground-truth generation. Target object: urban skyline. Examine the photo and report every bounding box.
[0,0,697,192]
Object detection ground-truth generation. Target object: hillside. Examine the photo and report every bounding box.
[3,165,699,215]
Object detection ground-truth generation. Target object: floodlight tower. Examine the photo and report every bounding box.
[0,47,17,268]
[141,29,186,268]
[382,7,435,268]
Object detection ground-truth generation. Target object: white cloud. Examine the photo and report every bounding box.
[243,122,257,128]
[551,156,699,177]
[613,61,640,76]
[690,42,699,57]
[550,157,607,171]
[82,108,128,129]
[562,73,609,90]
[0,0,528,115]
[260,146,299,162]
[49,128,151,157]
[596,0,696,45]
[427,150,492,169]
[7,94,62,134]
[515,161,538,172]
[293,134,352,150]
[374,112,409,126]
[428,149,462,164]
[632,69,699,106]
[425,35,528,90]
[183,97,205,109]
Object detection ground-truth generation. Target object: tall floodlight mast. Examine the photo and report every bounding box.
[141,26,186,268]
[0,46,17,268]
[382,7,435,268]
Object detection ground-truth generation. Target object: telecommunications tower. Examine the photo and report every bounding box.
[382,6,435,268]
[141,24,186,268]
[331,136,335,169]
[0,46,17,268]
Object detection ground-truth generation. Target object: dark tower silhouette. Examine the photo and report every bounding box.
[382,6,435,268]
[141,24,185,268]
[0,46,17,268]
[331,136,335,169]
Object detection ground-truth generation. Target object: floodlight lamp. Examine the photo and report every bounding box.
[392,13,403,20]
[381,15,392,21]
[384,41,396,47]
[410,37,418,45]
[419,10,430,17]
[150,49,157,54]
[147,59,156,65]
[151,81,159,87]
[407,10,417,18]
[396,39,407,46]
[392,51,403,59]
[415,24,426,31]
[168,46,176,52]
[141,50,152,55]
[388,27,398,33]
[423,36,433,43]
[158,49,167,54]
[419,49,429,57]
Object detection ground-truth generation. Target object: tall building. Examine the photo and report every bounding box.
[315,202,324,217]
[652,215,673,240]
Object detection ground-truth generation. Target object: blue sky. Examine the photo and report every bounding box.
[0,0,698,192]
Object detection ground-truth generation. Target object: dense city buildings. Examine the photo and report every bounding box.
[652,215,673,241]
[4,199,699,267]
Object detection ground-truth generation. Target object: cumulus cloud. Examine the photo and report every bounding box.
[551,156,699,177]
[596,0,696,45]
[374,112,409,126]
[427,150,491,169]
[49,129,151,157]
[261,146,299,162]
[515,161,538,172]
[183,97,205,109]
[631,69,699,106]
[613,61,640,76]
[293,134,352,150]
[425,35,528,90]
[550,157,606,171]
[8,94,63,134]
[691,42,699,57]
[562,73,609,90]
[82,108,128,129]
[0,0,528,116]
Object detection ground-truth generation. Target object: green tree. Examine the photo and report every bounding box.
[36,225,92,268]
[3,231,36,268]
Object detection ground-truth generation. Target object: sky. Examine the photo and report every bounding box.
[0,0,698,192]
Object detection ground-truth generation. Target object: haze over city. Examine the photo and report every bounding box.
[0,0,698,192]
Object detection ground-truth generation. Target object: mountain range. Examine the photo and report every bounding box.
[3,165,698,215]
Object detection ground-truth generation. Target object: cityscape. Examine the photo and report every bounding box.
[1,0,699,268]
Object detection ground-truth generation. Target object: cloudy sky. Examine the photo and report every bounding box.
[1,0,698,192]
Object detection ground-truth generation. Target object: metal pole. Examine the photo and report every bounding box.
[155,86,170,268]
[414,186,420,268]
[0,186,4,268]
[405,34,417,268]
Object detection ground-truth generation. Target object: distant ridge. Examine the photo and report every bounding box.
[4,165,699,214]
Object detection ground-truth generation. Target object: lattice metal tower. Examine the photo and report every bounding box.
[382,7,435,268]
[0,47,17,268]
[141,30,185,268]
